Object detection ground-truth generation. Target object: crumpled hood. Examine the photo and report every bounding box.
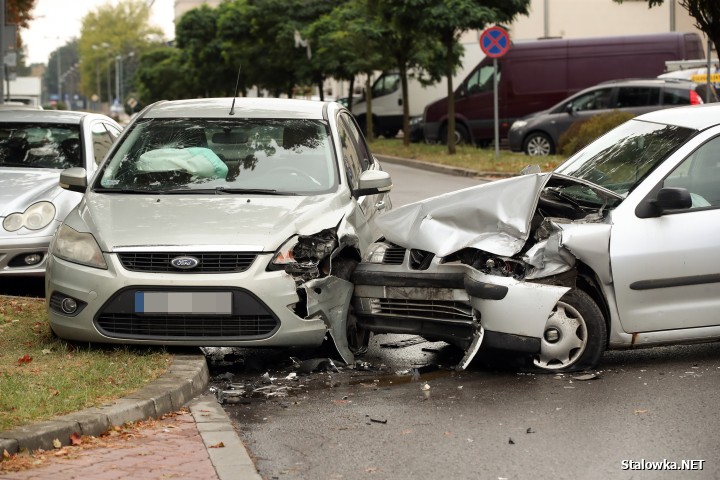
[80,191,349,252]
[0,168,63,216]
[376,173,551,257]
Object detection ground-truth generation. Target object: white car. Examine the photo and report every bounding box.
[0,110,121,276]
[353,103,720,371]
[46,98,391,363]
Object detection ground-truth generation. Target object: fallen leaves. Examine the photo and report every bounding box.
[208,442,225,448]
[16,354,32,365]
[0,411,190,473]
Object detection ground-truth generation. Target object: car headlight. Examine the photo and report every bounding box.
[268,230,338,276]
[50,224,107,269]
[510,120,527,130]
[2,201,56,232]
[409,115,423,126]
[363,243,390,263]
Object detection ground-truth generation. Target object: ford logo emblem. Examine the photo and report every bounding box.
[171,256,200,270]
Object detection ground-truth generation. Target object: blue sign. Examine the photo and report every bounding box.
[480,27,511,58]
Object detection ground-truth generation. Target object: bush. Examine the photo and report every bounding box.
[558,110,636,156]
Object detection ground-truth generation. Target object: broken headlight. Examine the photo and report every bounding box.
[268,229,338,281]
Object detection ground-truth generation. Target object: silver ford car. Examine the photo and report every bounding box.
[45,98,391,363]
[0,110,121,276]
[353,103,720,372]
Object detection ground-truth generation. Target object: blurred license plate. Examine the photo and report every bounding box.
[135,292,232,314]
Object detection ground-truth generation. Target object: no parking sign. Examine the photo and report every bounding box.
[480,26,511,58]
[479,26,511,157]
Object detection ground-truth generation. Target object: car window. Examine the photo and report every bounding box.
[663,135,720,208]
[616,87,660,108]
[337,115,364,190]
[96,118,337,195]
[555,119,695,199]
[0,122,81,169]
[466,64,497,95]
[92,122,116,165]
[339,113,372,171]
[552,88,613,114]
[372,73,400,98]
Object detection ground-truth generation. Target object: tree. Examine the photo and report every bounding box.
[133,46,192,104]
[418,0,530,154]
[78,0,164,104]
[615,1,720,60]
[306,0,385,115]
[369,1,442,144]
[176,5,237,97]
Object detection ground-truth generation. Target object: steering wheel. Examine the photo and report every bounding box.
[265,166,321,186]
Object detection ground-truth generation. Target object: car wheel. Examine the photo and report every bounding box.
[524,132,554,156]
[532,289,606,372]
[346,307,370,355]
[440,123,470,146]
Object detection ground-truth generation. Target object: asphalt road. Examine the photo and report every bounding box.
[214,337,720,480]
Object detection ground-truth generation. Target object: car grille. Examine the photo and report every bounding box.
[95,313,278,339]
[117,252,257,273]
[382,246,406,265]
[372,298,473,322]
[94,288,279,340]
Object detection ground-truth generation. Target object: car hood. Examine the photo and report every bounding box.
[0,168,63,216]
[80,191,348,252]
[376,173,551,257]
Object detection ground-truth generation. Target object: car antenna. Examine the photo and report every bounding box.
[229,66,241,116]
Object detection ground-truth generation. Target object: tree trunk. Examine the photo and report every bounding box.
[348,77,355,114]
[365,72,374,141]
[400,65,410,146]
[445,36,456,155]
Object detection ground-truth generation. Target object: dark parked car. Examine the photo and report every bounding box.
[508,78,717,155]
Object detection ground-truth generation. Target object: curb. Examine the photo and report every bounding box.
[374,153,516,180]
[0,353,209,455]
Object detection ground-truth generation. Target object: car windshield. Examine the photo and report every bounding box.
[0,123,82,169]
[97,118,337,195]
[553,119,696,204]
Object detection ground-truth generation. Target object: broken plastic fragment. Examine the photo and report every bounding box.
[572,373,600,381]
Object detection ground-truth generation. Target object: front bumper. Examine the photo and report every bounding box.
[507,127,525,152]
[0,234,54,276]
[46,251,329,347]
[352,256,569,354]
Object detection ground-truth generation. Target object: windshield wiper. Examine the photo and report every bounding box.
[94,187,177,194]
[208,187,295,196]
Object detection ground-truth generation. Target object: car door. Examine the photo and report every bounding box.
[550,87,615,141]
[610,132,720,333]
[337,112,389,240]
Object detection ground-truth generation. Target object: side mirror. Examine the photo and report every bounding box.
[636,187,692,218]
[353,169,392,198]
[59,167,88,193]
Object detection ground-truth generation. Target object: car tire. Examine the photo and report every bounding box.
[440,122,470,146]
[523,132,554,156]
[531,289,606,372]
[332,257,370,355]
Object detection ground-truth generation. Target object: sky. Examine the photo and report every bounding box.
[21,0,176,65]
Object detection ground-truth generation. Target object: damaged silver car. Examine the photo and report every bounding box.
[45,98,391,363]
[353,103,720,371]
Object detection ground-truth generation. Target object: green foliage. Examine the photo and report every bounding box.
[559,111,636,156]
[133,46,194,104]
[77,0,165,100]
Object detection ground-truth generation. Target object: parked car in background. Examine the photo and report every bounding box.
[353,103,720,372]
[508,78,717,155]
[46,98,392,364]
[0,110,121,276]
[424,32,706,146]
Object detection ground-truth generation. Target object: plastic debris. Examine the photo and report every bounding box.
[526,427,535,434]
[421,383,431,391]
[370,418,388,424]
[572,373,600,381]
[508,438,515,445]
[295,358,341,374]
[379,336,426,349]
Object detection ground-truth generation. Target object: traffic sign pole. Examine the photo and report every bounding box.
[479,26,510,159]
